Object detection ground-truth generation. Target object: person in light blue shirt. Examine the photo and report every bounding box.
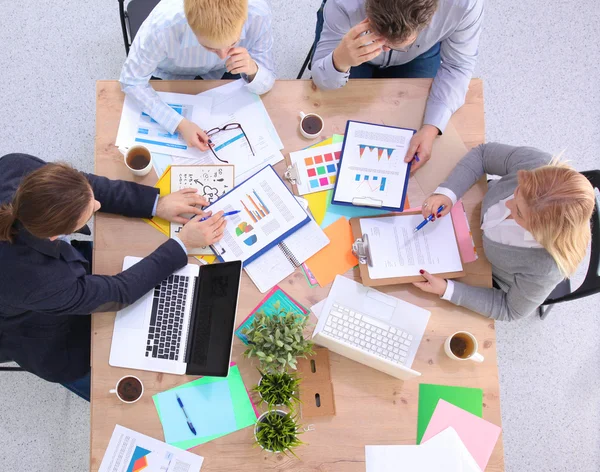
[312,0,484,172]
[120,0,275,152]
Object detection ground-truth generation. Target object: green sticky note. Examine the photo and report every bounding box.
[153,364,257,450]
[417,383,483,444]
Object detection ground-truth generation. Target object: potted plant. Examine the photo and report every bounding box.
[254,410,303,456]
[242,310,314,372]
[254,370,301,409]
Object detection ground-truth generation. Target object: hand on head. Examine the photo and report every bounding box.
[177,210,226,250]
[332,19,385,73]
[225,47,258,77]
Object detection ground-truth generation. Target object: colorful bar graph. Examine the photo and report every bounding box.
[380,177,387,191]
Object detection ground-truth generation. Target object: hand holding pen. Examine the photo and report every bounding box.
[420,194,453,220]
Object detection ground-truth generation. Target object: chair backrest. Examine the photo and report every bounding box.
[119,0,161,55]
[545,169,600,304]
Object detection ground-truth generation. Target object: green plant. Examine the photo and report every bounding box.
[254,410,303,456]
[254,370,301,409]
[243,310,314,372]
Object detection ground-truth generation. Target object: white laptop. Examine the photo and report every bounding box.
[312,275,431,380]
[109,257,242,376]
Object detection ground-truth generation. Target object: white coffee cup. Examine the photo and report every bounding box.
[109,375,144,403]
[299,111,324,139]
[124,145,153,177]
[444,331,484,363]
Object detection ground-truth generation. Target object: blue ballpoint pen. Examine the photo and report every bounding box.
[191,209,241,222]
[413,205,445,233]
[176,394,197,436]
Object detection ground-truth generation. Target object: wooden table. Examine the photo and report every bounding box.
[92,79,504,471]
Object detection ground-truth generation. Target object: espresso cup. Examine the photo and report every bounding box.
[124,145,153,177]
[109,375,144,403]
[444,331,484,363]
[299,111,324,139]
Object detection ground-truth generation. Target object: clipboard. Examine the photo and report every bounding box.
[349,211,466,287]
[332,120,414,211]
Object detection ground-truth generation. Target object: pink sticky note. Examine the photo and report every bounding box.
[422,399,501,471]
[450,200,478,263]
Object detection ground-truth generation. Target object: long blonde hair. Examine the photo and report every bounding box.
[517,161,596,277]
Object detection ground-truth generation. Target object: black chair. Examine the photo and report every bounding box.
[0,352,24,372]
[539,170,600,319]
[119,0,161,55]
[297,0,328,79]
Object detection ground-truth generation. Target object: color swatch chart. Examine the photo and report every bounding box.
[355,173,387,192]
[287,142,343,195]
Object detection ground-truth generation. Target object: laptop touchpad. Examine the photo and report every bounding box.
[365,289,395,321]
[116,296,148,330]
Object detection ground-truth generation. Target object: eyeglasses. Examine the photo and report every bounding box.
[206,123,255,164]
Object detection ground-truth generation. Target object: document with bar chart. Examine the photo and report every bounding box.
[332,120,415,211]
[207,165,310,265]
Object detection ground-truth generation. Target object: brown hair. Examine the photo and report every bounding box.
[366,0,439,43]
[0,163,93,243]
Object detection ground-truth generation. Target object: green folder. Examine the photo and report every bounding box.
[153,364,257,450]
[416,383,483,444]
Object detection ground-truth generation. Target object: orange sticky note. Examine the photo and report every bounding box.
[304,217,358,287]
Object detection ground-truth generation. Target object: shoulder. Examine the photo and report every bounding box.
[438,0,483,11]
[485,143,554,170]
[144,0,188,34]
[248,0,272,18]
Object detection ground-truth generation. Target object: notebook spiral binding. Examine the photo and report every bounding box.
[279,241,300,268]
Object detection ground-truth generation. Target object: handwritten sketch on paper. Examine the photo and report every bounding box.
[170,165,235,255]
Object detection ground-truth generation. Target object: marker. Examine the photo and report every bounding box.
[413,205,444,233]
[176,394,197,436]
[191,209,241,222]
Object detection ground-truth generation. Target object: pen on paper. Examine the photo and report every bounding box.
[190,209,241,222]
[413,205,445,233]
[176,394,197,436]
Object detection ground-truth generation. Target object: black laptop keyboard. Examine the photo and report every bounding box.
[145,275,189,360]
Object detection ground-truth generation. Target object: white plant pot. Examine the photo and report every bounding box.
[254,410,288,453]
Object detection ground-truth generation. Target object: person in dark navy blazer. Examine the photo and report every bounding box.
[0,154,227,399]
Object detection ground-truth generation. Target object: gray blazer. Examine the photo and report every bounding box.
[439,143,563,321]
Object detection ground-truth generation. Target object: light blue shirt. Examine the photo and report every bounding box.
[312,0,484,133]
[120,0,276,134]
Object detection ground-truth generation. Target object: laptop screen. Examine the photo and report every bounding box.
[185,260,242,377]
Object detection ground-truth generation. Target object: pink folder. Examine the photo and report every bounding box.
[421,399,501,471]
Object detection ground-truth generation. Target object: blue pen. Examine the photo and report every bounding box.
[176,394,197,436]
[191,209,241,222]
[413,153,420,162]
[413,205,445,233]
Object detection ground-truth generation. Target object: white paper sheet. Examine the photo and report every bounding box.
[99,424,204,472]
[359,214,463,279]
[333,121,413,209]
[208,166,309,264]
[116,92,213,158]
[366,427,480,472]
[170,165,235,255]
[287,142,343,195]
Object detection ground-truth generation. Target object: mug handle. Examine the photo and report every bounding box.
[299,111,306,120]
[470,352,484,363]
[109,389,117,394]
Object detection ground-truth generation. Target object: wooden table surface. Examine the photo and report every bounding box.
[92,79,504,471]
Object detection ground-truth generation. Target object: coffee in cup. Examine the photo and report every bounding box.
[299,111,324,139]
[109,375,144,403]
[124,145,152,177]
[444,331,484,362]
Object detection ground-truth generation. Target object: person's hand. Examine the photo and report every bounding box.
[412,269,447,296]
[177,118,210,151]
[156,189,209,224]
[177,210,226,250]
[421,194,452,220]
[404,125,440,173]
[332,19,385,73]
[226,47,258,78]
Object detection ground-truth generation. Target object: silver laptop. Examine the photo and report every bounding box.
[109,257,242,376]
[312,275,431,380]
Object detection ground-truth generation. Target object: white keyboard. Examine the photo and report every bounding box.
[323,303,413,365]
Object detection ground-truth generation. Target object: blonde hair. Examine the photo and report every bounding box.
[517,160,596,277]
[184,0,247,43]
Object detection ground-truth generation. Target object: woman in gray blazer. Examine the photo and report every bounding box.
[413,143,596,321]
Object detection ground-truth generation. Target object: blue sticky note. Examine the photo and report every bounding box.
[310,179,319,188]
[155,380,237,444]
[326,164,336,173]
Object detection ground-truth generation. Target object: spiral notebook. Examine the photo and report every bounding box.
[244,198,330,293]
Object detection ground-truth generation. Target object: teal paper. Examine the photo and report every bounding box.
[155,380,237,444]
[321,200,390,228]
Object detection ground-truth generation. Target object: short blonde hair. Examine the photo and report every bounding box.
[518,161,596,277]
[184,0,247,43]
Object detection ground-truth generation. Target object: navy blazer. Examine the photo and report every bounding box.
[0,154,188,382]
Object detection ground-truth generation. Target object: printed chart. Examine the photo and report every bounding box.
[241,189,271,223]
[358,144,396,160]
[355,173,387,192]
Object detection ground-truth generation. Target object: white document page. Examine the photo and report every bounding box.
[116,92,213,158]
[287,142,343,195]
[208,166,309,264]
[170,165,235,255]
[99,424,204,472]
[334,121,413,209]
[359,214,463,279]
